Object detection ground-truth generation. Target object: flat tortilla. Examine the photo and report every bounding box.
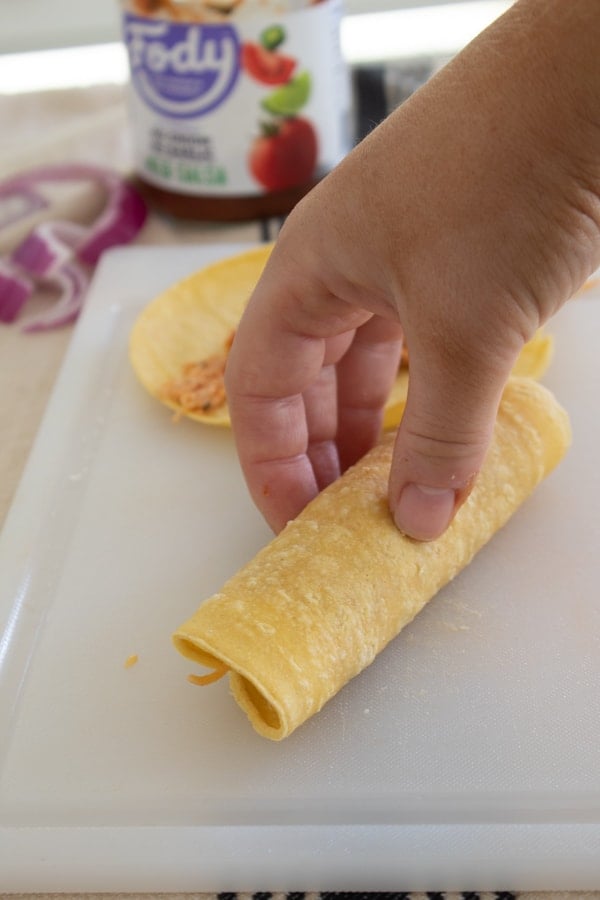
[173,377,571,740]
[129,245,273,426]
[129,244,554,428]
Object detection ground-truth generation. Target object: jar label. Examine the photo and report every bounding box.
[122,0,350,197]
[125,19,242,119]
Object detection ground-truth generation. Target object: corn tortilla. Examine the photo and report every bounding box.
[173,377,571,740]
[129,245,273,426]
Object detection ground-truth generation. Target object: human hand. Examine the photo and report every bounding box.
[225,0,600,539]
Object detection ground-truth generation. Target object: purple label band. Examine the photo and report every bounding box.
[124,13,241,119]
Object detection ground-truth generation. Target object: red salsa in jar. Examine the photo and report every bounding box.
[120,0,351,221]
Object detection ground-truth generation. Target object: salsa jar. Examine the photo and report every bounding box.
[120,0,351,221]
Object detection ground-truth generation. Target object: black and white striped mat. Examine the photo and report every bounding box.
[214,894,521,900]
[3,884,597,897]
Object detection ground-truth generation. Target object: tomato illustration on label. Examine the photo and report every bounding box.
[242,23,319,193]
[245,34,318,194]
[241,43,296,86]
[249,116,318,191]
[241,23,297,86]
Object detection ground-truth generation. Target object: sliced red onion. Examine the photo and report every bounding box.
[0,259,34,323]
[77,175,147,266]
[0,163,147,332]
[22,261,90,334]
[0,185,48,231]
[11,220,87,278]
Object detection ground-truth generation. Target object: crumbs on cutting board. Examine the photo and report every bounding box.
[124,653,139,669]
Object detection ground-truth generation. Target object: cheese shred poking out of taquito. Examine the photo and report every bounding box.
[173,378,571,740]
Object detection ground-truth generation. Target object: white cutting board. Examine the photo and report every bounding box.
[1,244,600,892]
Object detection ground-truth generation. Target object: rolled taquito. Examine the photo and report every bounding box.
[173,377,571,740]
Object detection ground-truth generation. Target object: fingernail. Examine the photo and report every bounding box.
[394,483,457,541]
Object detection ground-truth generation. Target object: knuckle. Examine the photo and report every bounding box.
[399,413,491,478]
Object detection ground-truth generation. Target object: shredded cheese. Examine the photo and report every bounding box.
[187,664,229,686]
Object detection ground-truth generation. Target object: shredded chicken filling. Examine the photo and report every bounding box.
[162,332,234,414]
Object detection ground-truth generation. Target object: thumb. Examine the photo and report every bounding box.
[388,343,513,541]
